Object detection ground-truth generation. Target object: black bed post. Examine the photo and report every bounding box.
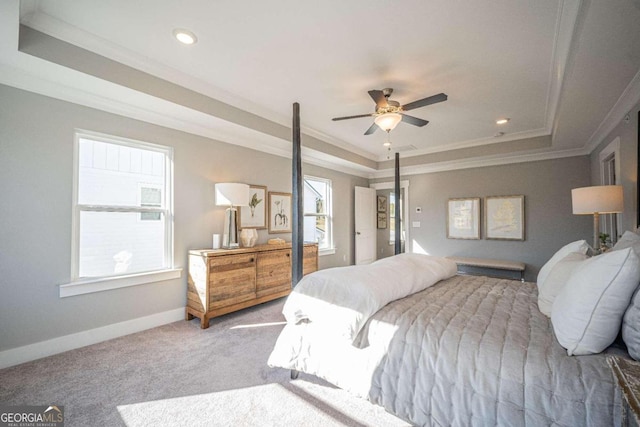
[292,102,304,287]
[395,152,402,255]
[637,110,639,229]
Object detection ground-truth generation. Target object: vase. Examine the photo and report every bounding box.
[240,228,258,247]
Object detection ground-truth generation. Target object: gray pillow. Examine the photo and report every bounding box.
[623,286,640,360]
[612,230,640,257]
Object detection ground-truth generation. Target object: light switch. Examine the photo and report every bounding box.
[412,221,421,228]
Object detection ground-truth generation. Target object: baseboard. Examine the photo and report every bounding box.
[0,307,185,370]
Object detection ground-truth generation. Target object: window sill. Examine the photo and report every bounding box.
[319,248,336,256]
[59,268,182,298]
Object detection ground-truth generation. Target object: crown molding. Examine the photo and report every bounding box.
[545,0,583,134]
[584,68,640,153]
[380,128,550,162]
[371,147,589,179]
[0,60,373,179]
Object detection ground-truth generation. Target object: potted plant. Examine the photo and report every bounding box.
[599,232,611,252]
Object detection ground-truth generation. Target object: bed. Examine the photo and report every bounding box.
[268,253,632,426]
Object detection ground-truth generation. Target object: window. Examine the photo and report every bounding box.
[600,137,621,245]
[389,191,405,243]
[303,176,333,253]
[67,132,175,293]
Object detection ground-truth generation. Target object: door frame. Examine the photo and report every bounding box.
[370,180,410,250]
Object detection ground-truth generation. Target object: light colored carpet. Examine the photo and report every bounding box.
[0,299,409,427]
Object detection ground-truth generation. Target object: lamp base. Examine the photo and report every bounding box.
[593,212,600,255]
[222,207,240,249]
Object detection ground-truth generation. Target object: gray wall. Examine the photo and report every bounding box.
[590,100,640,233]
[0,84,366,352]
[374,156,593,281]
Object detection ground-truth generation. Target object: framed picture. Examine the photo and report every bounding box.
[268,192,292,233]
[239,185,267,229]
[447,198,481,239]
[377,195,387,212]
[485,195,525,240]
[377,212,387,229]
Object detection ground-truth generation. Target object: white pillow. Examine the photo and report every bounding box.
[537,252,588,317]
[612,230,640,257]
[537,240,590,286]
[551,247,640,355]
[622,287,640,361]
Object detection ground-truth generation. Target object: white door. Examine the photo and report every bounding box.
[355,186,376,265]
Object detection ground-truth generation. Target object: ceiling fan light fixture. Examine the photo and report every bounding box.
[173,28,197,45]
[374,112,402,132]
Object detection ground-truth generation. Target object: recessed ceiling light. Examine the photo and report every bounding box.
[173,29,197,45]
[496,118,510,125]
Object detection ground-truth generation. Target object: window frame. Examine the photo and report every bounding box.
[388,191,406,245]
[599,136,622,245]
[61,130,179,298]
[303,175,335,256]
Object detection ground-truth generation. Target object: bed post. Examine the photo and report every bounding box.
[395,152,402,255]
[292,102,304,287]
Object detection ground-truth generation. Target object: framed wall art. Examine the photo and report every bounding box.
[377,212,387,229]
[239,185,267,229]
[268,192,292,233]
[447,198,480,239]
[485,195,525,240]
[377,195,387,212]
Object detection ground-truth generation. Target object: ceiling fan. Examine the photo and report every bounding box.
[332,88,447,135]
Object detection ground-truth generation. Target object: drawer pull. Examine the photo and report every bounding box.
[250,258,254,262]
[286,253,290,257]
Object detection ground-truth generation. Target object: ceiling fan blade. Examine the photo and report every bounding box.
[368,90,388,109]
[401,114,429,127]
[332,113,374,121]
[364,123,378,135]
[402,93,448,111]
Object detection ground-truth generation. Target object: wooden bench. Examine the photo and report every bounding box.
[447,256,526,282]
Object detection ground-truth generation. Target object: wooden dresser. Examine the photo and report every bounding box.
[187,242,318,328]
[609,356,640,426]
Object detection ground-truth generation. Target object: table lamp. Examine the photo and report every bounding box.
[571,185,623,252]
[215,183,250,249]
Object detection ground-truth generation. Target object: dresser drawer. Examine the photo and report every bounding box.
[209,253,255,270]
[256,249,291,298]
[209,255,256,308]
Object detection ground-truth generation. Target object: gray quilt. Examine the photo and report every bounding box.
[270,274,627,426]
[360,274,624,426]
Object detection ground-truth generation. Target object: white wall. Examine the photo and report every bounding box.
[0,84,367,354]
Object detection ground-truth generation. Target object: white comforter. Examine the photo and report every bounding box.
[269,272,625,426]
[281,253,457,342]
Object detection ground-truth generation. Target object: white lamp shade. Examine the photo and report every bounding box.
[571,185,623,214]
[215,183,250,206]
[374,112,402,132]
